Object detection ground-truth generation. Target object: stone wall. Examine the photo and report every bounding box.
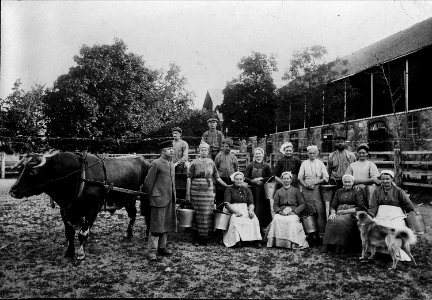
[267,109,432,154]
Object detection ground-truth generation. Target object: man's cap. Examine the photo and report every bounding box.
[207,117,219,123]
[171,127,182,134]
[222,138,233,147]
[158,139,173,150]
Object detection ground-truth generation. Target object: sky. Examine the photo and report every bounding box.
[1,1,432,108]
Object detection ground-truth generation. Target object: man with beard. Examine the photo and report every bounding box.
[327,136,356,189]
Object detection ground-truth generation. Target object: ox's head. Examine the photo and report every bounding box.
[9,152,58,199]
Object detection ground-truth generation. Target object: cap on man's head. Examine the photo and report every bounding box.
[171,127,182,134]
[222,138,233,147]
[207,117,219,123]
[158,139,173,150]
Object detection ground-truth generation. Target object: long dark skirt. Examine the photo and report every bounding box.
[250,184,272,228]
[190,178,215,236]
[323,213,361,250]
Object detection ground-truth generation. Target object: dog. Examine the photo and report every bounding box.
[355,211,417,270]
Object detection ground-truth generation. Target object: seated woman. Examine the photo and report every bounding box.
[223,171,262,248]
[368,170,420,261]
[266,172,309,249]
[369,170,420,228]
[321,174,366,255]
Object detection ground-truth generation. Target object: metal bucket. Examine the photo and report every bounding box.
[214,203,230,230]
[406,213,426,235]
[301,203,318,233]
[320,185,336,202]
[301,215,317,233]
[264,180,277,199]
[177,201,194,228]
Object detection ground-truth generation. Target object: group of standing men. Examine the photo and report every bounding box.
[143,117,239,260]
[143,116,357,260]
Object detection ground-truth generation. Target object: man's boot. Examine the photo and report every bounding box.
[147,234,159,261]
[157,233,172,256]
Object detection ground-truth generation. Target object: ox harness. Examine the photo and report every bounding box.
[75,152,147,211]
[17,152,146,211]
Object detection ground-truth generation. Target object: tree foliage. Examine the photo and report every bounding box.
[0,79,46,137]
[43,39,193,138]
[277,45,354,131]
[219,52,278,137]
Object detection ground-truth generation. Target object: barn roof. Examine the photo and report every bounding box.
[334,17,432,79]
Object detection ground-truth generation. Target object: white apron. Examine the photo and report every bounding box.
[374,205,411,261]
[223,203,262,248]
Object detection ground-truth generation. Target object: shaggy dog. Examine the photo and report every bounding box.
[355,211,417,270]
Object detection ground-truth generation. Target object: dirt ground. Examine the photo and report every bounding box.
[0,179,431,299]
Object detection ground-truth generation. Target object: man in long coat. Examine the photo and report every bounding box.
[144,140,177,261]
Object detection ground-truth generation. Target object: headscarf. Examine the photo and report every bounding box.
[380,170,394,179]
[306,145,319,152]
[254,147,265,156]
[281,171,293,179]
[342,174,355,182]
[279,142,293,154]
[356,143,369,153]
[199,142,210,150]
[230,171,245,182]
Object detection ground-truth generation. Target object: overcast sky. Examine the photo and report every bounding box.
[1,1,432,108]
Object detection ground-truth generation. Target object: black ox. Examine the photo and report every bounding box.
[9,151,151,261]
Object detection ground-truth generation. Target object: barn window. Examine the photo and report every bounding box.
[407,115,418,136]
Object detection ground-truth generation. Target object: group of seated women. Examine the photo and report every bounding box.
[185,142,420,258]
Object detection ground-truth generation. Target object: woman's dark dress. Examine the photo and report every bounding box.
[244,161,273,228]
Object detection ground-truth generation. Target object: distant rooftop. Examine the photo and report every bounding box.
[202,89,224,111]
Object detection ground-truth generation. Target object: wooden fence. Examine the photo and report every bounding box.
[270,150,432,188]
[104,152,251,172]
[0,152,251,178]
[3,150,432,188]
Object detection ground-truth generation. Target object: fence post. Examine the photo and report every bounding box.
[393,148,403,186]
[1,152,5,179]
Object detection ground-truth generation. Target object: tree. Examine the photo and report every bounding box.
[43,39,194,138]
[278,45,353,131]
[219,52,278,136]
[0,79,46,137]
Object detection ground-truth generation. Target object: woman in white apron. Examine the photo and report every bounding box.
[298,145,329,235]
[222,172,262,248]
[266,171,309,249]
[368,170,420,261]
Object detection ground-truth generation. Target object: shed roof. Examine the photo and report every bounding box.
[335,17,432,79]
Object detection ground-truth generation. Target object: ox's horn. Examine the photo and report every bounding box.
[33,156,46,168]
